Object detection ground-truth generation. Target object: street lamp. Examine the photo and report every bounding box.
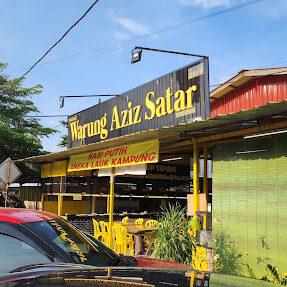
[131,46,208,63]
[59,94,118,108]
[131,48,142,64]
[131,46,209,218]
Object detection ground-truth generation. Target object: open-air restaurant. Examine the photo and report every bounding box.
[15,62,287,280]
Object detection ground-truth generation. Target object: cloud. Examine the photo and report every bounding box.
[113,31,130,41]
[176,0,231,9]
[109,11,151,35]
[255,0,287,19]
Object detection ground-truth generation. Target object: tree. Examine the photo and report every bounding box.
[57,120,68,148]
[0,63,57,177]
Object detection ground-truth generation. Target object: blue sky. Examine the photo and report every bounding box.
[1,0,287,153]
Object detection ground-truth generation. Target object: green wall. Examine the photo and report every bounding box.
[213,134,287,277]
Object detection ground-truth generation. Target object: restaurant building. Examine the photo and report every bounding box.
[18,64,287,276]
[19,58,210,218]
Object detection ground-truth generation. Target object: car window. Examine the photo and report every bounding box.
[0,234,51,274]
[25,219,120,267]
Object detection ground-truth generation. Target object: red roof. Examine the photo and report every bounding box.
[0,208,59,224]
[210,67,287,118]
[211,75,287,117]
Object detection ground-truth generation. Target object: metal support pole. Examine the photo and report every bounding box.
[58,176,64,216]
[134,46,208,59]
[203,144,208,209]
[193,139,199,216]
[107,167,115,278]
[190,272,195,287]
[203,144,208,230]
[58,194,63,216]
[4,159,11,207]
[108,167,115,249]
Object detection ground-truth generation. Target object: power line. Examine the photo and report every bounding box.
[25,115,70,118]
[60,94,116,98]
[11,0,264,74]
[19,0,100,79]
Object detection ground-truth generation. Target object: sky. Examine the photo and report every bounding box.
[1,0,287,153]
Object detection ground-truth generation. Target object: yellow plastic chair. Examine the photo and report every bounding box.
[112,224,134,255]
[122,216,129,223]
[135,218,144,225]
[145,219,159,227]
[99,221,109,245]
[92,219,102,240]
[122,225,134,255]
[112,224,122,254]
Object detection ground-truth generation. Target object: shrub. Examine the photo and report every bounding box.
[150,203,196,266]
[212,228,245,275]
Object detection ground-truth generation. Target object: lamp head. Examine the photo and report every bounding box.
[131,48,142,64]
[59,96,64,108]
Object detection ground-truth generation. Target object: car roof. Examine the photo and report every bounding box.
[0,208,59,223]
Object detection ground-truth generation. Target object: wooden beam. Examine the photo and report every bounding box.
[197,120,287,143]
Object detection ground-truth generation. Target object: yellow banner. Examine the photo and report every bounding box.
[68,139,159,172]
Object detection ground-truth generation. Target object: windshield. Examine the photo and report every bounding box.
[25,219,120,267]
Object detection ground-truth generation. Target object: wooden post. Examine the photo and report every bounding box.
[41,193,44,211]
[36,180,40,210]
[4,159,11,207]
[193,139,199,216]
[92,196,96,214]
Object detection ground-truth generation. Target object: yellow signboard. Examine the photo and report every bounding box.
[68,139,159,172]
[41,160,67,178]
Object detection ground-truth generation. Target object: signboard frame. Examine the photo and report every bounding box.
[68,58,210,148]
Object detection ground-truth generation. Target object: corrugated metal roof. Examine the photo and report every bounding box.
[211,76,287,117]
[210,67,287,102]
[16,100,287,164]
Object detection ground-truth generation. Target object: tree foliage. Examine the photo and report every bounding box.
[57,120,68,148]
[0,63,57,177]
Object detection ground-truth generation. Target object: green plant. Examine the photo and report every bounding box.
[244,236,287,285]
[212,228,245,275]
[262,264,287,285]
[150,203,196,266]
[248,260,287,285]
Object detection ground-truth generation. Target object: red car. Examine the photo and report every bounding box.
[0,208,187,274]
